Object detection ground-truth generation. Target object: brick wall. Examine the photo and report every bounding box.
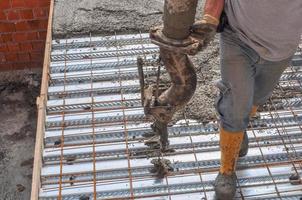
[0,0,50,71]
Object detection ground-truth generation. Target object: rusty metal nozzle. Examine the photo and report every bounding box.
[152,0,198,120]
[162,0,198,40]
[140,0,198,150]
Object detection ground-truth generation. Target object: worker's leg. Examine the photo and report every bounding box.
[214,26,260,199]
[216,26,259,132]
[253,57,292,106]
[238,59,290,159]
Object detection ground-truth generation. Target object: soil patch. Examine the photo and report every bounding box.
[0,69,41,200]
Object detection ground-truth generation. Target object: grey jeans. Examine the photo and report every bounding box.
[216,26,292,132]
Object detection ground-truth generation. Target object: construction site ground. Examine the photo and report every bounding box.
[0,0,300,199]
[0,70,41,200]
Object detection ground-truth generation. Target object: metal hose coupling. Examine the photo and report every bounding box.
[140,0,199,150]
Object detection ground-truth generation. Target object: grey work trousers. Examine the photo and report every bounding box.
[216,26,292,132]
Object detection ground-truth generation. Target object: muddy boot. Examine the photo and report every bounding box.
[214,172,237,200]
[214,127,244,200]
[239,105,259,157]
[239,131,248,157]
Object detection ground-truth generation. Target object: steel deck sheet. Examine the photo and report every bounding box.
[37,33,302,199]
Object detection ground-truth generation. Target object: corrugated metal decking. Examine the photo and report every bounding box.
[38,33,302,199]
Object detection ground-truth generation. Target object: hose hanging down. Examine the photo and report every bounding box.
[143,0,199,150]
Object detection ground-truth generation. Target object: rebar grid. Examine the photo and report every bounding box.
[57,39,68,200]
[39,34,302,200]
[246,63,302,199]
[87,33,98,200]
[115,32,135,199]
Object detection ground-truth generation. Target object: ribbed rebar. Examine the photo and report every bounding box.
[43,132,302,164]
[51,47,159,62]
[52,35,150,50]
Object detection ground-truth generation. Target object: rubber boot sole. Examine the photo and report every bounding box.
[214,172,237,200]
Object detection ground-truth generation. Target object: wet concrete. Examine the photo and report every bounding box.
[53,0,164,38]
[53,0,204,38]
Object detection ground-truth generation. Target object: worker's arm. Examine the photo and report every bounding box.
[202,0,225,27]
[191,0,225,48]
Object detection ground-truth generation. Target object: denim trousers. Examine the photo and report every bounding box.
[216,26,292,132]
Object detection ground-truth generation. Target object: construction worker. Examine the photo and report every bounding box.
[192,0,302,199]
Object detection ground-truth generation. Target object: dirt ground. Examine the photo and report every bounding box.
[0,70,41,200]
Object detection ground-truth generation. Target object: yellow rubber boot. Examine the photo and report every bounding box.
[214,128,244,199]
[219,128,244,174]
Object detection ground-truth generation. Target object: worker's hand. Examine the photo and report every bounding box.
[190,20,217,50]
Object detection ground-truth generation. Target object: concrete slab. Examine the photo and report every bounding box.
[52,0,204,38]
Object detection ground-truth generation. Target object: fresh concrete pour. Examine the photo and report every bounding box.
[53,0,164,38]
[53,0,193,38]
[53,0,220,124]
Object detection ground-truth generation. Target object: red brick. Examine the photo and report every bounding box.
[0,44,8,52]
[0,0,11,10]
[33,7,48,18]
[12,32,27,42]
[32,41,44,51]
[7,42,20,51]
[0,63,13,70]
[27,31,37,40]
[27,19,40,29]
[18,52,30,62]
[37,0,50,7]
[26,0,50,8]
[0,22,15,32]
[19,9,33,20]
[12,32,38,42]
[27,19,48,30]
[0,11,6,20]
[6,10,20,20]
[11,0,26,8]
[30,52,43,61]
[5,53,18,62]
[30,62,40,69]
[15,21,30,31]
[25,0,37,7]
[12,62,27,70]
[30,61,42,68]
[19,42,32,51]
[38,19,48,29]
[0,53,6,62]
[1,33,13,42]
[0,0,50,71]
[38,30,47,39]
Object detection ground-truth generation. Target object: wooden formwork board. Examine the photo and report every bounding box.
[31,0,54,199]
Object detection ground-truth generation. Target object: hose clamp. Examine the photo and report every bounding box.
[150,26,202,55]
